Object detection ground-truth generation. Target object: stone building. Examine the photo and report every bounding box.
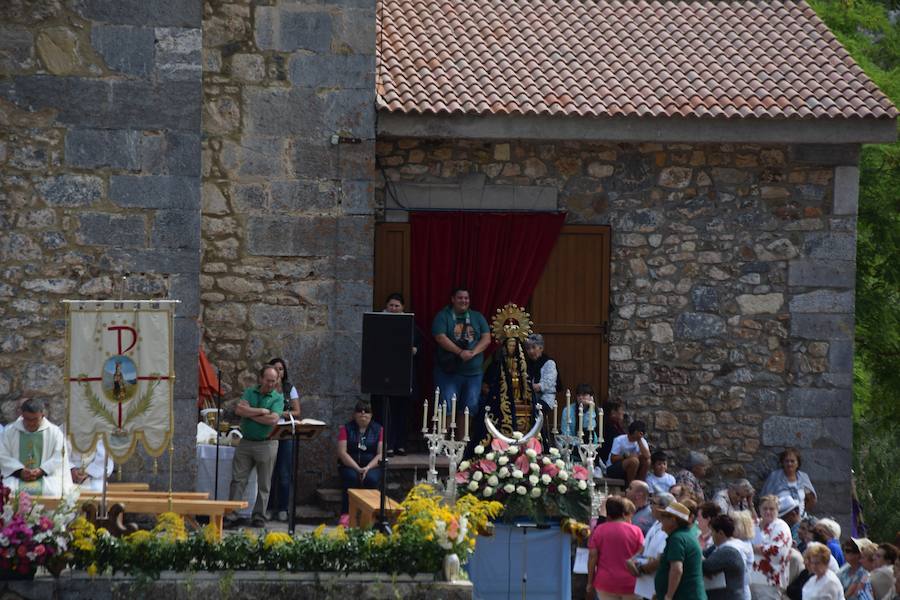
[0,0,895,525]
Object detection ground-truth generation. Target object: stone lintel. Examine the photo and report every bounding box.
[377,111,896,145]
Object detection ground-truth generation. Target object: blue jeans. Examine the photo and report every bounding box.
[339,465,382,513]
[268,439,294,513]
[433,368,483,414]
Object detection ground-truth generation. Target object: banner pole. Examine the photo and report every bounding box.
[101,450,109,518]
[168,440,174,512]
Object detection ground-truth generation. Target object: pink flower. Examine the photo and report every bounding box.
[448,518,459,540]
[39,516,52,531]
[33,544,45,557]
[525,437,542,454]
[477,460,497,474]
[572,465,589,480]
[491,438,509,452]
[455,471,470,484]
[515,454,531,473]
[542,463,560,478]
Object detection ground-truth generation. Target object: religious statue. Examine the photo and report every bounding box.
[485,304,537,436]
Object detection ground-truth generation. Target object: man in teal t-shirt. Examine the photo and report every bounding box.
[655,501,707,600]
[227,365,284,527]
[431,287,491,417]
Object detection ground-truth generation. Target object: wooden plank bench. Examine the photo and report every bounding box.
[38,496,246,539]
[80,491,211,500]
[106,483,150,492]
[348,488,402,528]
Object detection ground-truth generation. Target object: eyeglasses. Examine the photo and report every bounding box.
[355,408,371,414]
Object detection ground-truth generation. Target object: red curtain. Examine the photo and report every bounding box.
[410,211,566,399]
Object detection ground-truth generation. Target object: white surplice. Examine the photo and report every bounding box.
[69,438,113,492]
[0,416,74,497]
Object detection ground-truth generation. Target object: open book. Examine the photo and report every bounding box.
[276,417,326,426]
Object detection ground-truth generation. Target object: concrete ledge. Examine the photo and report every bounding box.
[2,571,472,600]
[377,111,897,145]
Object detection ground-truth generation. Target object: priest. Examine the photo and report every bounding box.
[0,398,73,496]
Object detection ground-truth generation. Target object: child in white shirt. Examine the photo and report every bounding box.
[645,450,676,494]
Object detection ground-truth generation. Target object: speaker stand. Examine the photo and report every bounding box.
[374,394,392,535]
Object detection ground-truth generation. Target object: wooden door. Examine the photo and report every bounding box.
[528,226,611,403]
[373,223,411,311]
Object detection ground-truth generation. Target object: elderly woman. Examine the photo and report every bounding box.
[731,511,755,600]
[712,479,758,519]
[702,514,746,600]
[802,543,844,599]
[335,400,383,527]
[870,543,898,599]
[750,495,793,600]
[524,333,558,412]
[675,451,710,502]
[837,538,875,600]
[797,515,818,553]
[761,447,817,515]
[813,519,845,567]
[698,502,722,551]
[655,501,708,600]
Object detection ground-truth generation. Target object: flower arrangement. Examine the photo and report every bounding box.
[455,434,592,524]
[395,484,503,563]
[66,488,503,580]
[0,483,77,577]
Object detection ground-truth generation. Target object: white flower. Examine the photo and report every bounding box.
[529,463,540,473]
[558,470,569,481]
[555,459,566,469]
[512,431,524,440]
[542,457,552,465]
[557,484,568,494]
[577,480,587,490]
[498,456,509,466]
[468,481,479,491]
[486,452,496,461]
[459,460,471,471]
[483,487,494,497]
[473,471,483,481]
[508,445,519,454]
[525,448,537,458]
[528,475,539,485]
[549,447,560,456]
[488,475,499,487]
[512,469,524,479]
[474,445,485,455]
[541,474,552,485]
[516,486,527,495]
[504,484,515,494]
[531,487,542,498]
[498,467,509,478]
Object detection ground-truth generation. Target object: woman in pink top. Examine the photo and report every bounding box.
[587,496,646,600]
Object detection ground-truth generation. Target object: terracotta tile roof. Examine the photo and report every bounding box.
[376,0,898,120]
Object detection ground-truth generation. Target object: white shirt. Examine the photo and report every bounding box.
[801,570,844,600]
[633,520,668,599]
[606,434,649,467]
[645,472,676,494]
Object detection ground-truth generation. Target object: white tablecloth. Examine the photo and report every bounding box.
[196,444,257,517]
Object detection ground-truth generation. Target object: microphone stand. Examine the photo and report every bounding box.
[374,394,391,535]
[288,411,298,535]
[214,368,222,501]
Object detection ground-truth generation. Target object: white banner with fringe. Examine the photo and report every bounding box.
[65,300,176,463]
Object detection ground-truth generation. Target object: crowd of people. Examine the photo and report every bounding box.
[584,446,900,600]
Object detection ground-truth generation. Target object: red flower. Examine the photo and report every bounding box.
[542,463,560,478]
[491,439,509,452]
[477,460,497,474]
[16,545,27,558]
[525,437,542,454]
[454,471,470,484]
[514,454,531,473]
[572,465,589,480]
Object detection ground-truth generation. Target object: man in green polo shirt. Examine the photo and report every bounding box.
[227,365,284,527]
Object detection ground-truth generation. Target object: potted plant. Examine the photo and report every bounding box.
[0,483,77,579]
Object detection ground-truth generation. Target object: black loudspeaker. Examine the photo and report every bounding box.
[360,312,414,396]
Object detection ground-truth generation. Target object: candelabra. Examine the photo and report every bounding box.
[577,437,605,517]
[553,432,581,471]
[440,434,469,500]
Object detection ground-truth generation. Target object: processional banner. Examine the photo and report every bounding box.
[65,300,176,462]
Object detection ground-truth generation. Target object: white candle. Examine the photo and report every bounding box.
[422,399,429,433]
[552,402,559,434]
[450,394,457,427]
[566,389,572,434]
[464,406,470,441]
[598,408,605,444]
[588,402,595,432]
[578,404,584,439]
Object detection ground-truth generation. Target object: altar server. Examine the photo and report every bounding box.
[69,438,113,492]
[0,398,73,496]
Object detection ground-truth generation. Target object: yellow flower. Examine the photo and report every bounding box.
[263,531,292,549]
[330,525,348,541]
[87,563,98,578]
[127,530,153,545]
[152,512,188,542]
[202,523,219,544]
[313,524,326,539]
[370,532,388,547]
[96,527,109,537]
[243,530,258,544]
[73,539,95,553]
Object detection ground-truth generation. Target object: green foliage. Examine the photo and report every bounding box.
[811,0,900,540]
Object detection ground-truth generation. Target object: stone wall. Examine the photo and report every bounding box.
[0,1,202,490]
[200,0,376,499]
[376,137,857,519]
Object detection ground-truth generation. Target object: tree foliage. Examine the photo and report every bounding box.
[810,0,900,542]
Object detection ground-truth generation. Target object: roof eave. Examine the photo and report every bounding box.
[376,110,898,145]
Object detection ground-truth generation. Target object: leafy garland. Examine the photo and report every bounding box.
[79,375,158,430]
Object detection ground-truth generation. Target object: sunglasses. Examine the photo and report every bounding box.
[355,408,371,414]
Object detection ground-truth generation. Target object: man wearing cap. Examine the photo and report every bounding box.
[630,492,675,599]
[674,451,710,502]
[713,479,758,519]
[655,501,707,600]
[778,495,802,543]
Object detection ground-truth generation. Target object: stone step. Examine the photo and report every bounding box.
[293,503,336,525]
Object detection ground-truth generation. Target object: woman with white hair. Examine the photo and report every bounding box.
[802,542,844,599]
[524,333,558,412]
[750,495,793,600]
[813,519,845,567]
